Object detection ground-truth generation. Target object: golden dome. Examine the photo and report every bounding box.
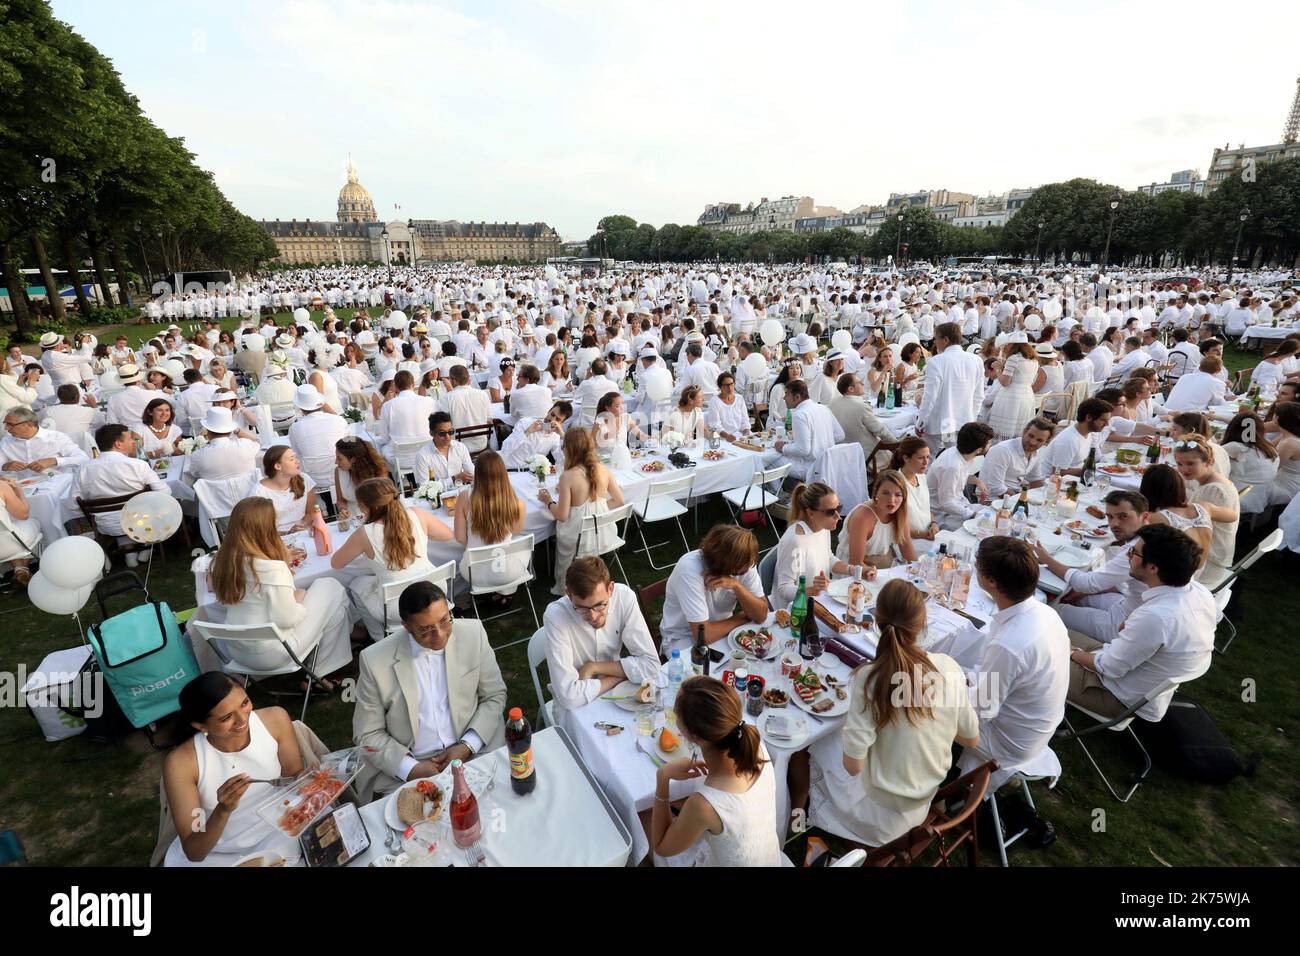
[337,157,377,223]
[338,158,372,202]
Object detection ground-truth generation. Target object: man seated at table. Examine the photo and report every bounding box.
[766,379,844,481]
[255,361,296,407]
[187,407,261,482]
[1038,398,1115,477]
[955,536,1070,782]
[437,364,491,454]
[574,358,620,410]
[659,526,769,657]
[415,411,475,485]
[543,556,661,719]
[1,405,88,474]
[70,424,169,568]
[1162,356,1228,413]
[106,363,156,426]
[43,384,103,448]
[508,364,553,423]
[175,368,218,436]
[979,418,1053,499]
[828,372,898,462]
[1066,525,1216,721]
[352,581,507,802]
[1034,489,1150,645]
[927,421,993,530]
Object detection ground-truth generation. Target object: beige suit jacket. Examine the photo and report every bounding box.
[352,619,507,801]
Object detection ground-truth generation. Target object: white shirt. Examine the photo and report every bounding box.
[437,386,491,452]
[970,598,1070,768]
[69,450,168,535]
[781,400,844,479]
[918,345,984,442]
[42,403,102,443]
[288,411,348,483]
[1086,346,1113,382]
[1163,371,1227,412]
[1041,423,1101,473]
[678,359,722,397]
[927,446,977,523]
[772,520,833,609]
[414,440,473,484]
[381,389,438,446]
[660,550,764,656]
[542,584,660,714]
[575,374,620,408]
[188,435,261,482]
[500,418,561,468]
[705,394,749,436]
[395,634,486,780]
[1112,347,1150,381]
[508,383,552,423]
[0,426,88,470]
[40,349,92,388]
[979,437,1046,498]
[175,382,218,432]
[106,385,156,427]
[1091,582,1216,720]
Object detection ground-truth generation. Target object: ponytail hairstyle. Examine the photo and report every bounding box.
[263,444,304,499]
[356,477,416,570]
[561,426,600,488]
[888,436,928,472]
[788,481,835,524]
[865,579,936,728]
[674,676,767,781]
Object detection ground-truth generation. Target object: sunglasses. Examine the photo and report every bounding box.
[817,505,841,517]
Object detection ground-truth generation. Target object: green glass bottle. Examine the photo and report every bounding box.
[790,575,808,638]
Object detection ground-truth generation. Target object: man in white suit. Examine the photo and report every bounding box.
[352,581,507,801]
[918,321,985,457]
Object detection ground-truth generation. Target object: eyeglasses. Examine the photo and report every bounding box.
[408,615,454,640]
[433,430,454,437]
[572,598,610,617]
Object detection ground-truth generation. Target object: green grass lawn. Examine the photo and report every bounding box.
[0,343,1295,866]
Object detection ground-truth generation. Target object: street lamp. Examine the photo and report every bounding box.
[1228,207,1250,284]
[1035,219,1045,265]
[894,212,904,266]
[381,228,391,282]
[1102,191,1120,268]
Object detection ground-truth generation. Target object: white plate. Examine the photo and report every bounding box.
[789,671,851,718]
[604,679,652,712]
[654,726,691,762]
[727,623,780,661]
[825,577,880,605]
[1060,520,1109,539]
[382,760,494,832]
[758,711,811,750]
[1047,545,1092,569]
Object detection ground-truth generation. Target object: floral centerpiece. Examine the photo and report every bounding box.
[525,454,551,483]
[413,480,442,506]
[176,435,208,455]
[342,406,364,423]
[662,430,686,452]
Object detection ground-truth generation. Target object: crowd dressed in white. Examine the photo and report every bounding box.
[5,260,1296,866]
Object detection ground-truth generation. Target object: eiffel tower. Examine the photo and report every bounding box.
[1284,75,1300,145]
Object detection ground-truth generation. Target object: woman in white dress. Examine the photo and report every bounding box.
[988,342,1041,441]
[205,358,236,393]
[333,437,388,521]
[487,359,516,405]
[306,348,341,415]
[330,477,453,639]
[766,359,802,432]
[665,386,713,444]
[538,429,625,597]
[772,482,855,608]
[590,391,645,457]
[893,343,924,399]
[1139,464,1213,573]
[796,580,979,848]
[140,398,182,458]
[0,476,40,587]
[541,350,573,395]
[209,498,352,680]
[836,470,918,570]
[888,438,939,539]
[162,673,306,866]
[649,676,782,867]
[1268,402,1300,506]
[1220,413,1280,515]
[453,450,527,603]
[1173,437,1240,590]
[248,445,318,534]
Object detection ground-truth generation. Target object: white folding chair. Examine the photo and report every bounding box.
[462,532,540,630]
[628,471,696,571]
[387,439,427,493]
[193,472,257,548]
[1056,678,1177,803]
[575,502,633,584]
[269,403,297,436]
[187,617,327,720]
[721,461,790,549]
[1209,527,1282,652]
[526,626,556,729]
[981,747,1061,867]
[379,560,458,634]
[830,849,867,868]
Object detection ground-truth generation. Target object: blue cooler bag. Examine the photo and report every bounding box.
[87,601,199,728]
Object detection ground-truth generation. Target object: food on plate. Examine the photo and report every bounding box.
[735,627,775,657]
[702,449,725,461]
[659,728,680,753]
[153,458,171,472]
[1100,464,1128,475]
[833,685,848,701]
[397,780,445,826]
[635,681,655,704]
[824,673,843,687]
[812,699,835,714]
[774,608,791,628]
[1086,505,1106,519]
[792,669,824,703]
[277,770,346,836]
[762,687,789,708]
[641,460,666,472]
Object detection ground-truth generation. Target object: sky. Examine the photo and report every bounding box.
[50,0,1300,241]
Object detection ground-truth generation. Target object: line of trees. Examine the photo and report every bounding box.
[0,0,279,340]
[589,164,1300,270]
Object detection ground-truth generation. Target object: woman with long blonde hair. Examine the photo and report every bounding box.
[798,579,978,847]
[209,498,352,683]
[836,470,917,569]
[453,450,527,603]
[538,428,625,596]
[330,477,453,640]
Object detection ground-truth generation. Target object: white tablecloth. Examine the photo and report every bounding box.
[1242,326,1294,346]
[349,726,631,867]
[21,472,74,546]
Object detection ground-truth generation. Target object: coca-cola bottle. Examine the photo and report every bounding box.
[449,759,481,848]
[505,707,536,795]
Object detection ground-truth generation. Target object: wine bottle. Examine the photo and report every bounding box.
[690,622,710,677]
[1011,485,1031,517]
[1081,447,1097,487]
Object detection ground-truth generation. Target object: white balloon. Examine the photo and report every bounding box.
[390,310,407,323]
[1043,299,1062,320]
[760,319,786,345]
[742,353,768,379]
[28,572,94,616]
[831,329,852,352]
[293,307,310,323]
[38,536,106,590]
[644,368,673,402]
[120,491,184,544]
[162,359,187,384]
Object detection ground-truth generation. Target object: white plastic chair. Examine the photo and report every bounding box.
[387,438,427,478]
[629,471,696,571]
[378,560,458,634]
[463,532,540,629]
[193,472,258,548]
[526,626,556,729]
[808,443,869,518]
[187,617,326,720]
[269,403,297,436]
[1209,527,1282,652]
[830,849,867,868]
[1056,677,1178,803]
[721,461,790,550]
[575,502,633,584]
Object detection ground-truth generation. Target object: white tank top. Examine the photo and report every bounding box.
[193,711,282,851]
[699,746,781,867]
[835,503,897,563]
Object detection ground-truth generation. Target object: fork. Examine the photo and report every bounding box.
[636,740,665,768]
[463,844,486,867]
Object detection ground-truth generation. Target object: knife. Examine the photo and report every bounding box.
[947,606,987,629]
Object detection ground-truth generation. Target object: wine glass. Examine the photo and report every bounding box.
[1095,472,1112,497]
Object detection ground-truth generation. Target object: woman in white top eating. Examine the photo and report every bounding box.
[664,385,713,444]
